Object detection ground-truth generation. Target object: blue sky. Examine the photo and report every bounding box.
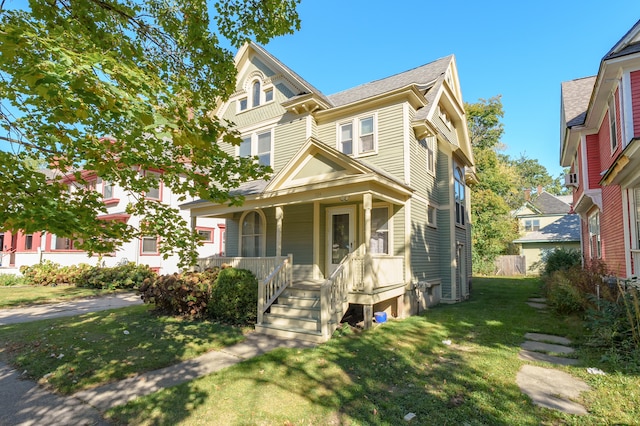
[3,1,639,179]
[260,1,640,178]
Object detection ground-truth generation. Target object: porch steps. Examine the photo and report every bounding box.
[255,282,329,343]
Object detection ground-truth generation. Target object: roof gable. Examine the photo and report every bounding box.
[265,137,372,191]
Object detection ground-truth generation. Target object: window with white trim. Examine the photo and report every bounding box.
[424,136,435,174]
[609,96,618,153]
[143,171,162,201]
[427,205,436,227]
[454,167,465,226]
[524,219,540,232]
[588,212,601,259]
[241,211,265,257]
[370,206,390,255]
[338,115,377,157]
[635,188,640,249]
[252,80,261,108]
[239,129,273,167]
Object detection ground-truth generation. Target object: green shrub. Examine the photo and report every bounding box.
[208,268,258,325]
[77,263,156,290]
[0,274,26,286]
[19,260,62,286]
[545,269,586,314]
[139,268,219,318]
[541,248,582,276]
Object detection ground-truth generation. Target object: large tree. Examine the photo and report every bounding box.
[465,96,520,274]
[0,0,301,267]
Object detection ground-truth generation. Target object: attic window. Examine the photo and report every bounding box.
[265,88,273,102]
[252,80,261,107]
[438,106,452,130]
[239,98,248,111]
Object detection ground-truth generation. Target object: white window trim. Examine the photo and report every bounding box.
[237,127,274,167]
[424,136,436,176]
[454,165,466,227]
[427,203,437,229]
[235,77,275,114]
[336,113,378,158]
[609,95,618,154]
[588,211,601,259]
[239,209,267,257]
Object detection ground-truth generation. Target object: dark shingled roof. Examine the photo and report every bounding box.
[530,192,572,215]
[561,76,596,128]
[327,56,452,107]
[514,214,581,243]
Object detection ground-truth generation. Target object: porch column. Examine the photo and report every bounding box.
[363,193,373,293]
[190,216,197,232]
[275,206,283,258]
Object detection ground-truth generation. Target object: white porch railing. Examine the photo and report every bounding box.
[320,253,353,338]
[257,254,293,324]
[196,255,289,281]
[351,255,405,292]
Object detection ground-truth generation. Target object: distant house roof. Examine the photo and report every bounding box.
[529,192,572,215]
[514,214,581,244]
[327,56,452,108]
[561,76,596,128]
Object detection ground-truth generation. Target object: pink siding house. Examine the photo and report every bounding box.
[560,19,640,278]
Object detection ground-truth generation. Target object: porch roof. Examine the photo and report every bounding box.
[181,139,414,217]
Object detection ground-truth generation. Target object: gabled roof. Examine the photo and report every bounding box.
[529,192,572,215]
[513,214,581,243]
[561,76,596,129]
[327,56,452,107]
[514,191,572,217]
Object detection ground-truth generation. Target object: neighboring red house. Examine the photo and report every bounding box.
[0,169,226,274]
[560,19,640,278]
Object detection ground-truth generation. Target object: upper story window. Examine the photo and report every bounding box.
[524,219,540,232]
[237,76,275,113]
[454,167,465,226]
[427,205,436,228]
[252,80,261,108]
[239,129,273,167]
[424,136,436,175]
[609,96,618,153]
[143,170,162,201]
[588,211,601,259]
[438,105,452,130]
[338,115,377,157]
[25,234,34,250]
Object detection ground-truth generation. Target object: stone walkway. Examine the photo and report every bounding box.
[516,296,591,415]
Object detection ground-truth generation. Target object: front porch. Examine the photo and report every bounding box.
[197,250,407,342]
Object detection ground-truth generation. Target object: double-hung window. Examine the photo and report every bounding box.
[609,96,618,153]
[370,206,390,255]
[239,129,273,167]
[338,115,376,157]
[144,171,162,201]
[588,212,601,259]
[454,167,466,226]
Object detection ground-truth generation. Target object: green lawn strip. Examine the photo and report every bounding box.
[0,284,127,308]
[0,304,245,394]
[108,277,631,426]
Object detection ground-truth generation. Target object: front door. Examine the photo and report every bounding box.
[326,206,355,276]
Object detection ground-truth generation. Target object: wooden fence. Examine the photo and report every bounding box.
[494,255,526,276]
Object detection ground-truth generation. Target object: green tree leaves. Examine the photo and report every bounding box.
[0,0,300,267]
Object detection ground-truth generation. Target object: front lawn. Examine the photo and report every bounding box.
[0,304,246,394]
[0,284,126,308]
[105,277,640,425]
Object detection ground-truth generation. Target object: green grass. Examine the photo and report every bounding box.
[2,277,639,424]
[104,277,640,425]
[0,284,127,308]
[0,304,246,394]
